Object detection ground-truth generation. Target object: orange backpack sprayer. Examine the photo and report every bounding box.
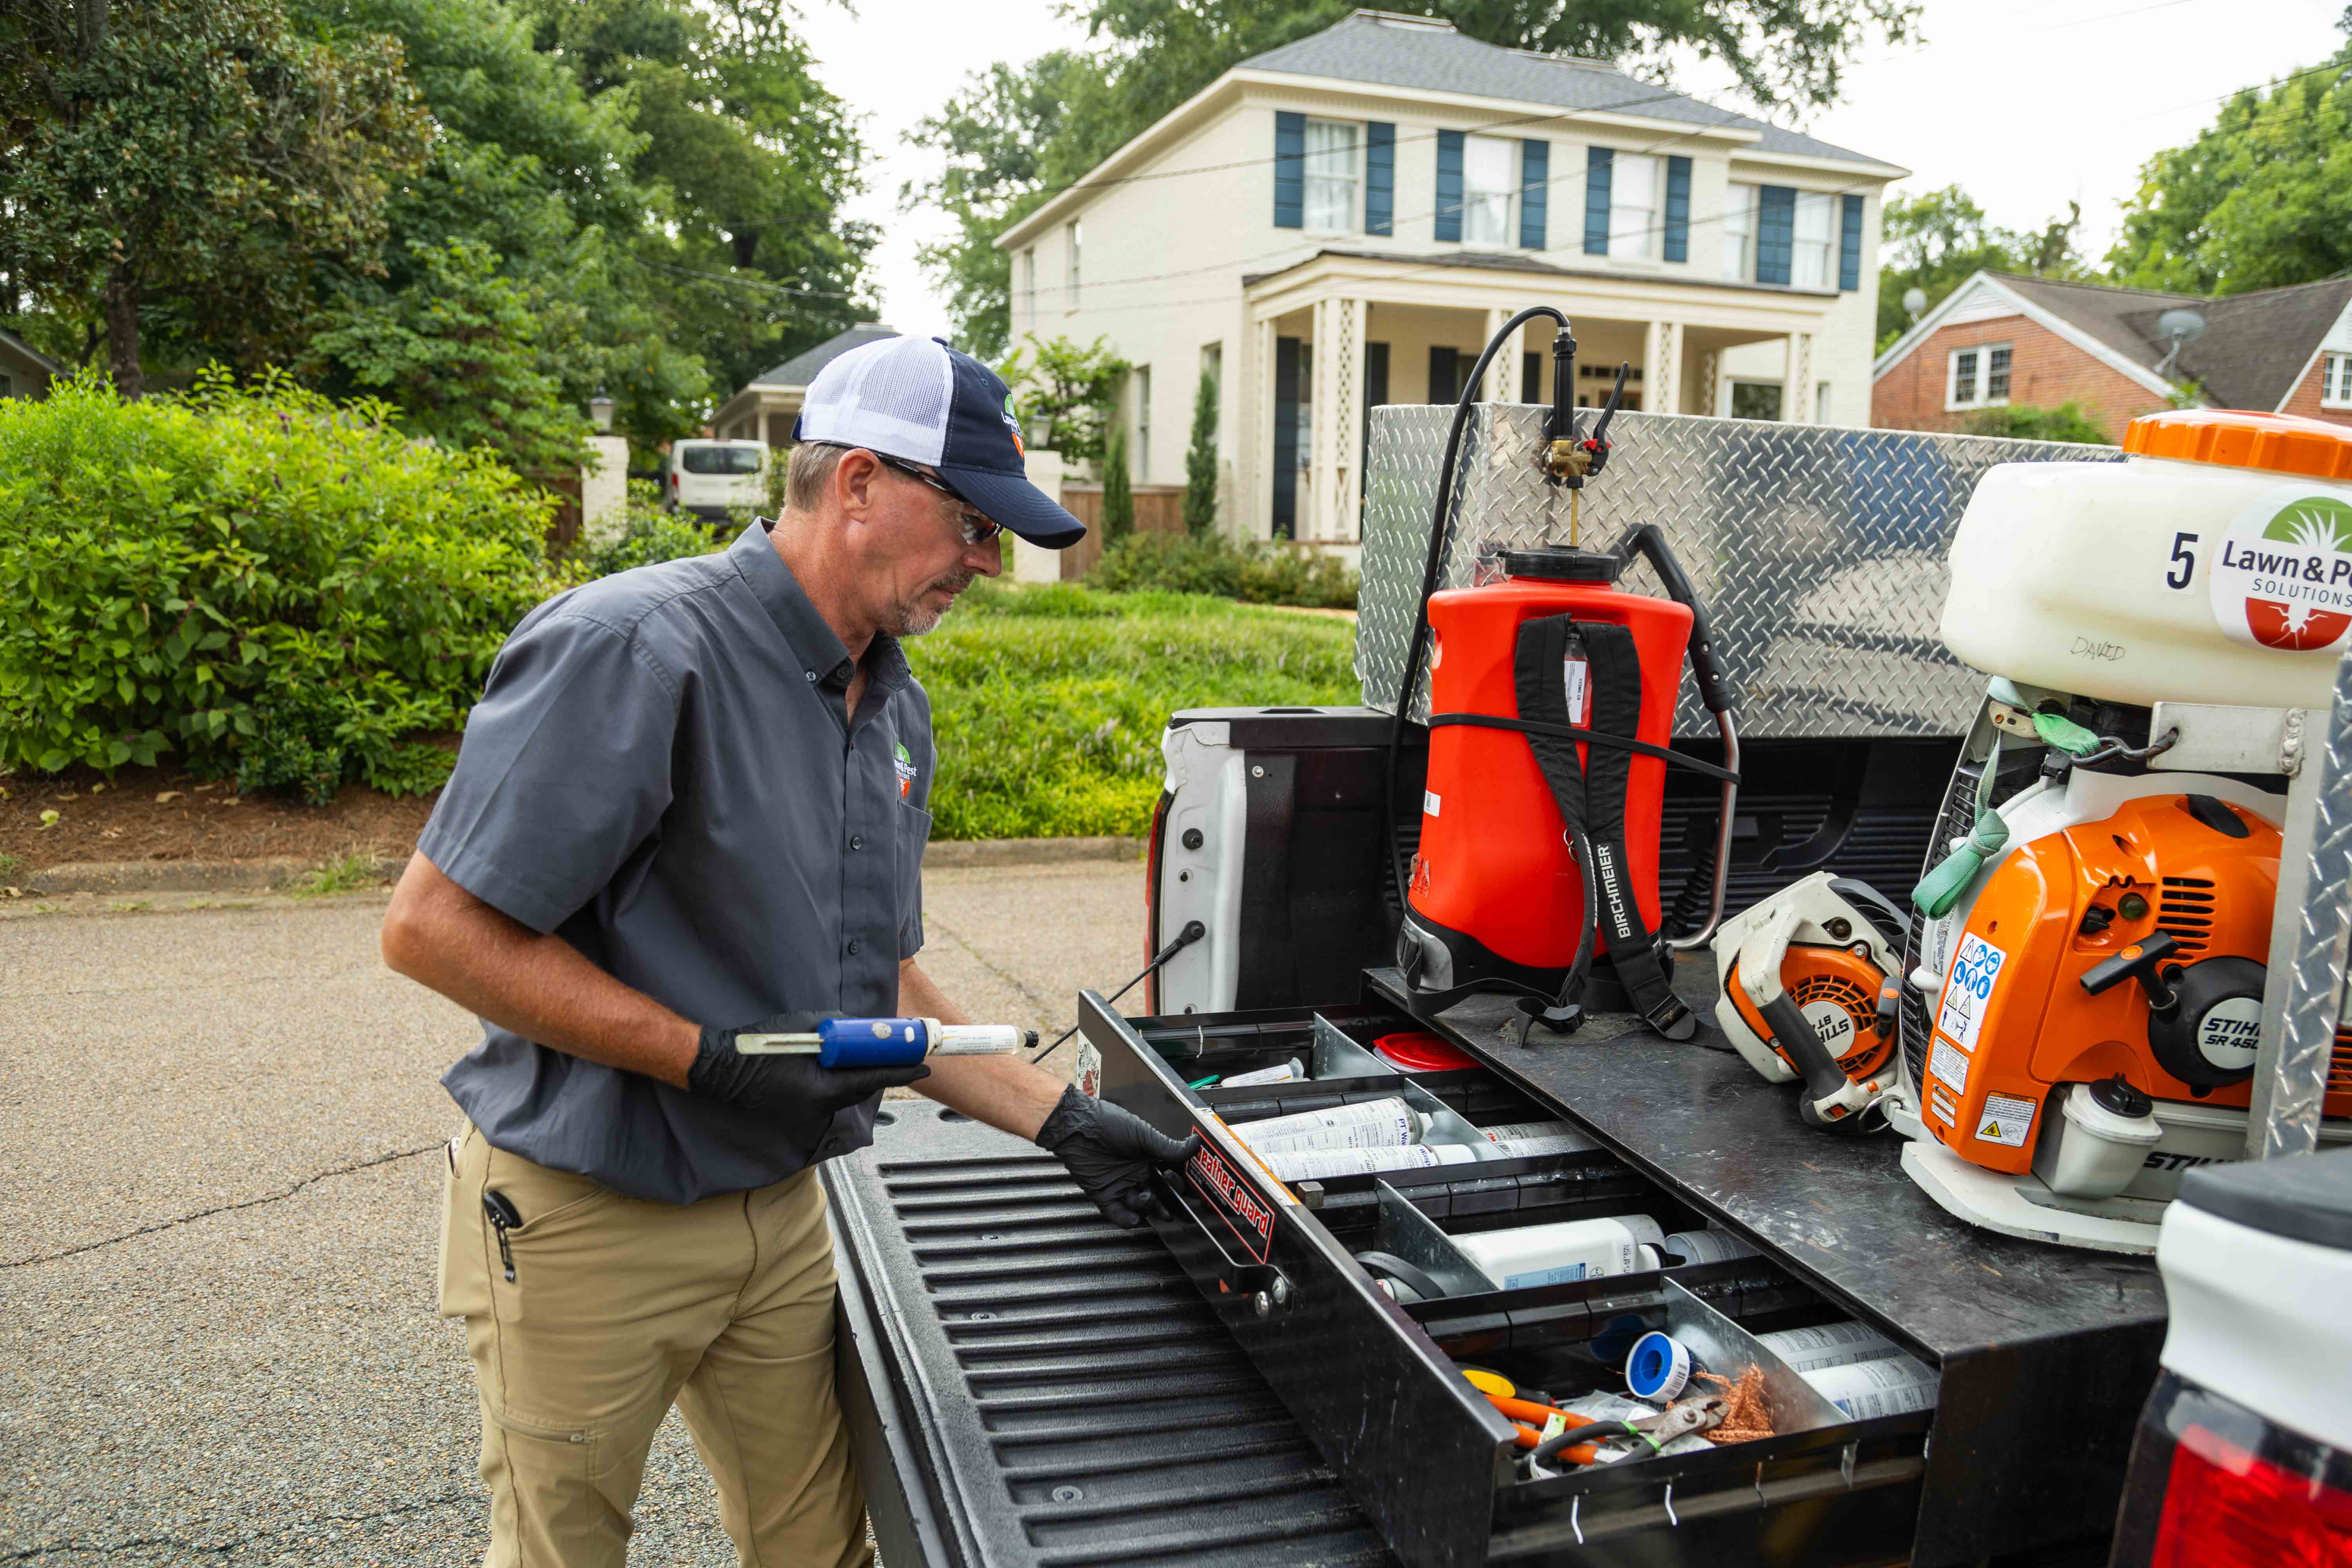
[1386,308,1740,1044]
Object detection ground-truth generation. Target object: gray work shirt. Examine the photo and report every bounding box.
[420,519,934,1205]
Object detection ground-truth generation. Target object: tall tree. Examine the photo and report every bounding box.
[909,0,1923,352]
[0,0,427,394]
[2105,39,2352,296]
[520,0,879,400]
[1873,185,2085,353]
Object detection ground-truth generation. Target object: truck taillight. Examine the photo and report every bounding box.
[1143,788,1173,1014]
[2150,1423,2352,1567]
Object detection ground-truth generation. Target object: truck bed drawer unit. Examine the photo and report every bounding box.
[1083,996,1933,1568]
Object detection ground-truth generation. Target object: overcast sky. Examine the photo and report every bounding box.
[793,0,2347,343]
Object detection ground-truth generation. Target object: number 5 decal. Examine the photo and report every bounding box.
[2167,532,2198,590]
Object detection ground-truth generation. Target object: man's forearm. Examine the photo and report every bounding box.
[899,957,1065,1140]
[382,851,701,1087]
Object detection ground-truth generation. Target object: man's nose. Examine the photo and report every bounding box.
[966,535,1004,577]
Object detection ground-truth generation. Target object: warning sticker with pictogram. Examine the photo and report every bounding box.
[1975,1092,2036,1149]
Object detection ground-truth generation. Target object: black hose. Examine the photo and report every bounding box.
[1527,1419,1645,1469]
[1030,920,1206,1065]
[1384,305,1573,904]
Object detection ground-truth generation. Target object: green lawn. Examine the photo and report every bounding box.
[908,583,1359,840]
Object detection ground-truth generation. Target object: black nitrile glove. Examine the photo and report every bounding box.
[1034,1084,1201,1228]
[690,1011,930,1152]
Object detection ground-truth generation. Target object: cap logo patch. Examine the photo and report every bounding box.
[1002,392,1024,456]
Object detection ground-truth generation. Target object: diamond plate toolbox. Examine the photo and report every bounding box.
[1357,407,2123,738]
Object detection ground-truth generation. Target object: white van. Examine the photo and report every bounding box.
[666,439,768,520]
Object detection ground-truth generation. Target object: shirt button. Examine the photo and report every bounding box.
[847,939,863,955]
[805,670,817,682]
[849,835,864,851]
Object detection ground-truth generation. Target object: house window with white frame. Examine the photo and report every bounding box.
[1721,184,1756,282]
[1609,152,1661,259]
[1949,343,2012,410]
[1303,119,1357,232]
[1462,134,1516,247]
[2323,351,2352,409]
[1791,191,1835,289]
[1065,222,1081,301]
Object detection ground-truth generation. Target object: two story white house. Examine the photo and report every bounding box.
[994,9,1906,550]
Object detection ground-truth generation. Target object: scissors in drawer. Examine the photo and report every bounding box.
[1513,1396,1726,1477]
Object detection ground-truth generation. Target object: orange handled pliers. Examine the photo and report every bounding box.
[1486,1394,1607,1463]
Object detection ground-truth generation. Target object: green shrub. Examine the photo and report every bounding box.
[572,481,730,579]
[1089,532,1358,609]
[909,593,1358,840]
[0,368,555,793]
[1962,401,2110,445]
[1101,425,1134,543]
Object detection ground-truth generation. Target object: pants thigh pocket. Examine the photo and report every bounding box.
[438,1126,493,1321]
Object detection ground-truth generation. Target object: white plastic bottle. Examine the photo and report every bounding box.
[1801,1354,1939,1417]
[1757,1321,1901,1373]
[1237,1097,1423,1154]
[1454,1214,1666,1290]
[1221,1057,1308,1087]
[1262,1143,1479,1181]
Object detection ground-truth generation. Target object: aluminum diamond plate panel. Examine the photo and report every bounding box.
[1357,407,2123,738]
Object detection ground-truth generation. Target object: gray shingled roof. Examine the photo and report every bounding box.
[1240,12,1892,168]
[749,322,897,390]
[1994,272,2352,411]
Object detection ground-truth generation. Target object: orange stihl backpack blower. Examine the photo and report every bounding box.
[1385,309,1739,1047]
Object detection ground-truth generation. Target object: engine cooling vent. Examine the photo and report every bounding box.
[2156,878,2216,954]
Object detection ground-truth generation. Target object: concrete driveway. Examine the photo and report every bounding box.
[0,857,1145,1564]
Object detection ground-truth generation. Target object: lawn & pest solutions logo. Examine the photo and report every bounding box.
[2210,490,2352,652]
[894,742,918,798]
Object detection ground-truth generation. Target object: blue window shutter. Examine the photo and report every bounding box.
[1435,131,1463,242]
[1274,112,1304,229]
[1663,156,1691,262]
[1519,139,1548,249]
[1757,185,1795,285]
[1584,147,1612,255]
[1840,193,1864,291]
[1365,122,1395,236]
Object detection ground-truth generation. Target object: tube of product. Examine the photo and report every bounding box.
[1262,1143,1481,1182]
[1221,1057,1308,1087]
[1757,1321,1902,1373]
[1800,1354,1939,1417]
[1479,1120,1577,1143]
[1454,1214,1666,1290]
[1236,1097,1423,1154]
[1660,1229,1763,1267]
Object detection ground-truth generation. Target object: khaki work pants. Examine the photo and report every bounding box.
[437,1123,868,1567]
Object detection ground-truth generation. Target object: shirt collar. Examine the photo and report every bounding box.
[730,519,912,696]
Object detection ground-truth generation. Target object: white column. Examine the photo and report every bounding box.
[1338,296,1366,538]
[1482,307,1514,405]
[1699,350,1720,418]
[1787,332,1815,422]
[1645,321,1681,416]
[1252,316,1276,539]
[1309,298,1338,541]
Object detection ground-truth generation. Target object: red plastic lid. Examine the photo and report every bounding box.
[1374,1031,1480,1073]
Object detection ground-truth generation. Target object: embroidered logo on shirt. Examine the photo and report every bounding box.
[894,741,917,799]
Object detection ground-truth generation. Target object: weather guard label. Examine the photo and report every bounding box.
[1187,1143,1275,1264]
[2210,487,2352,653]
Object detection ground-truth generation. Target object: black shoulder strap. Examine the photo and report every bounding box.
[1511,614,1694,1040]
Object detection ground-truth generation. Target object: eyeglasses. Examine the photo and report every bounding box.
[871,452,1004,546]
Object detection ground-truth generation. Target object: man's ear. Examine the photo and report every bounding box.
[833,448,884,520]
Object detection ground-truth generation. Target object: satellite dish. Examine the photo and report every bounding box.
[1902,287,1928,318]
[2156,307,2207,377]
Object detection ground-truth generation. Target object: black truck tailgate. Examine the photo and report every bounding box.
[825,1101,1397,1568]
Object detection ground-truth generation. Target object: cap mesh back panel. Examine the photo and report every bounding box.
[800,337,953,464]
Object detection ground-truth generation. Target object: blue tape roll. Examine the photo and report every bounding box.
[1626,1330,1696,1403]
[815,1018,930,1068]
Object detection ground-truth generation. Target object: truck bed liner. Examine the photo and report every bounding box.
[825,1103,1398,1568]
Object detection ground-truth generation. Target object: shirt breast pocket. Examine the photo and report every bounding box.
[895,800,933,955]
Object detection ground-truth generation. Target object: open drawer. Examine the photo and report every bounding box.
[1080,994,1935,1568]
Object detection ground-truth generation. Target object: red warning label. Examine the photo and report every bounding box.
[1187,1143,1274,1263]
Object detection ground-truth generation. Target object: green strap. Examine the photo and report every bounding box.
[2029,709,2101,756]
[1911,728,2009,918]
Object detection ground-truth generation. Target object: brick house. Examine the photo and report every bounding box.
[1871,270,2352,439]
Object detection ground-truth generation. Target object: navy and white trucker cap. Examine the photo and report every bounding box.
[793,335,1085,548]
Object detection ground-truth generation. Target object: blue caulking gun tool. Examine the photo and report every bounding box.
[735,1017,1038,1069]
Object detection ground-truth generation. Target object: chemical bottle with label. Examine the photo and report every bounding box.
[1236,1097,1425,1154]
[1454,1214,1666,1290]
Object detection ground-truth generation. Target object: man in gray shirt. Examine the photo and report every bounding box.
[382,336,1192,1567]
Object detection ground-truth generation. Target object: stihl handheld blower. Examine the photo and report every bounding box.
[1387,308,1740,1047]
